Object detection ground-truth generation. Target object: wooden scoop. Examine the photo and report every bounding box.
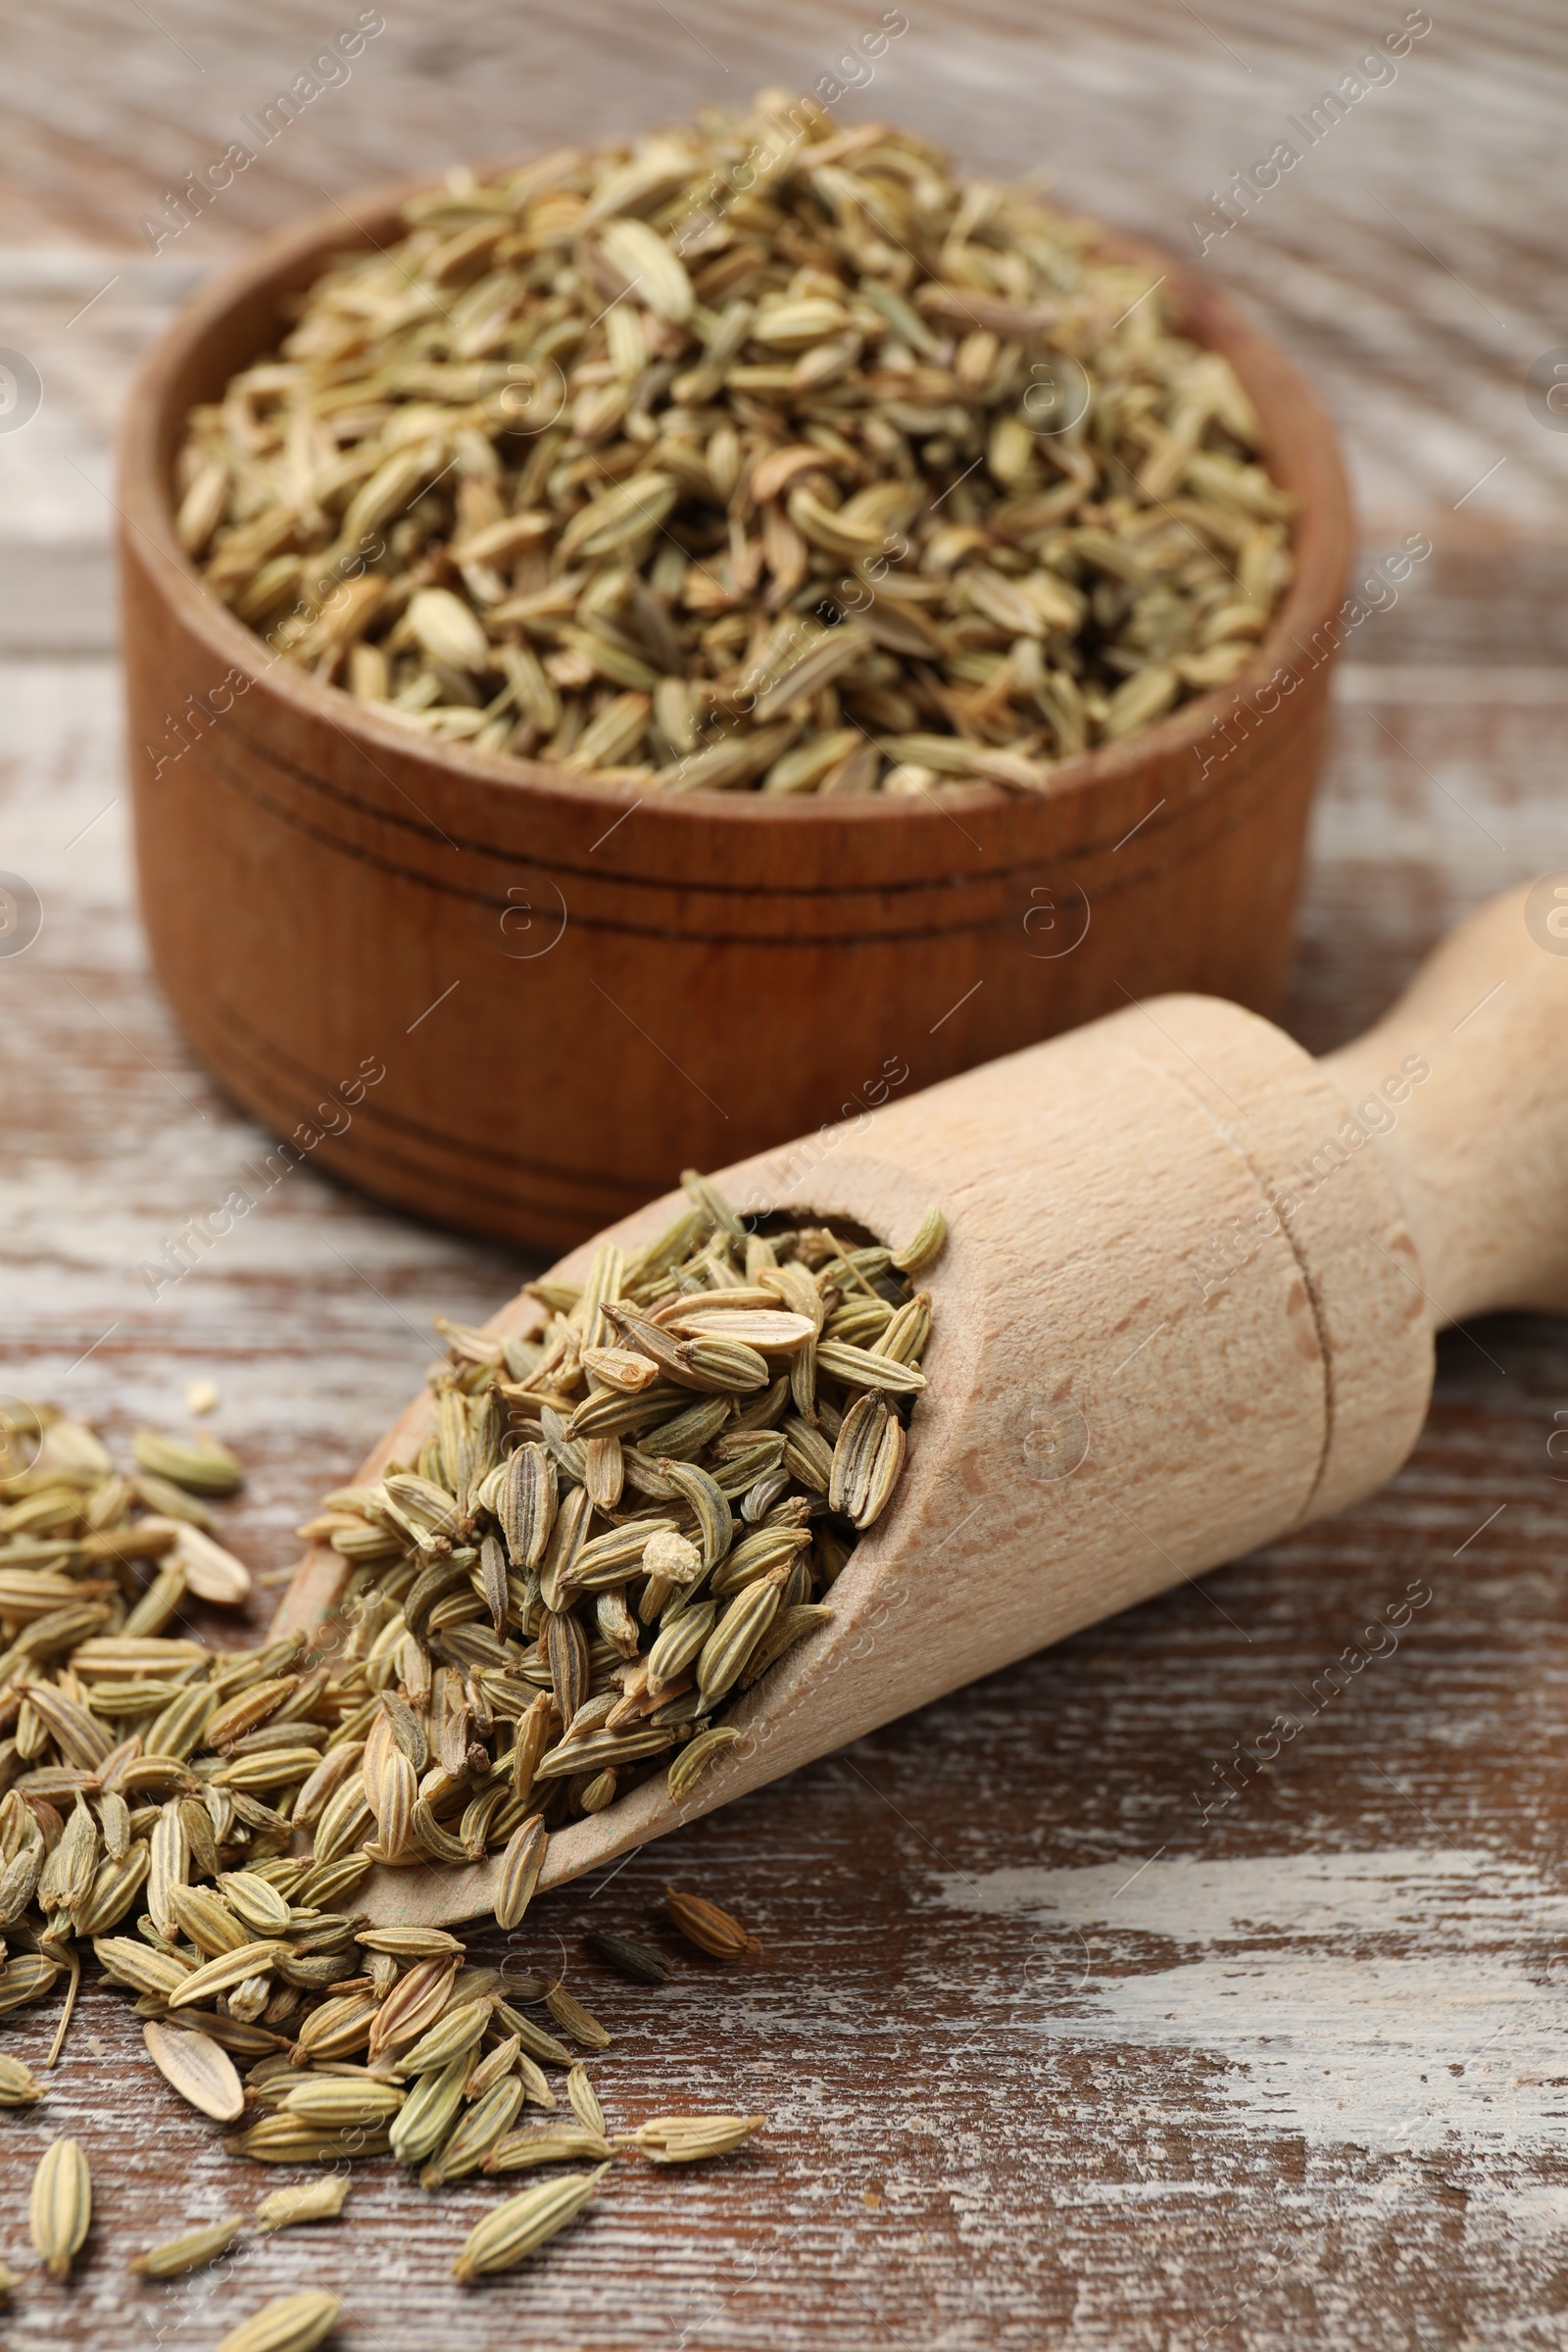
[275,881,1568,1925]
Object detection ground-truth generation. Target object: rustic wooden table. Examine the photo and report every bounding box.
[3,2,1568,2343]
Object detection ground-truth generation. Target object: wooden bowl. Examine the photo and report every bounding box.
[119,173,1354,1253]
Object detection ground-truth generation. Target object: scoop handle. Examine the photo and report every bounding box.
[1321,880,1568,1326]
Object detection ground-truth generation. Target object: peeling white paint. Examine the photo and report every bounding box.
[933,1849,1568,2155]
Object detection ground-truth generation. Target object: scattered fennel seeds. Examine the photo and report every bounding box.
[494,1816,547,1933]
[665,1886,760,1958]
[129,2215,245,2278]
[583,1929,672,1984]
[484,2126,614,2174]
[0,1396,253,1642]
[419,2077,527,2186]
[0,1956,61,2017]
[280,2077,407,2129]
[565,2062,608,2136]
[392,1993,495,2077]
[29,2135,90,2280]
[617,2114,765,2164]
[452,2164,611,2283]
[131,1430,243,1497]
[2,1883,768,2305]
[467,2031,526,2100]
[0,2053,41,2105]
[891,1202,947,1275]
[546,1984,612,2051]
[0,1179,883,2306]
[143,2019,245,2121]
[214,2293,343,2352]
[668,1723,744,1802]
[389,2056,470,2168]
[173,97,1293,794]
[254,2178,350,2232]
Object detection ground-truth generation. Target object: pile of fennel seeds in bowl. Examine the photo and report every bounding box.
[173,89,1295,797]
[0,1177,941,2132]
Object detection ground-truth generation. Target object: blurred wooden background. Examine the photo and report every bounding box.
[3,3,1568,2345]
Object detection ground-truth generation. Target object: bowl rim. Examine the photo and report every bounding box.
[119,163,1355,838]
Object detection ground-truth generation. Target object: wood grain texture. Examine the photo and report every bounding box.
[4,3,1568,2345]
